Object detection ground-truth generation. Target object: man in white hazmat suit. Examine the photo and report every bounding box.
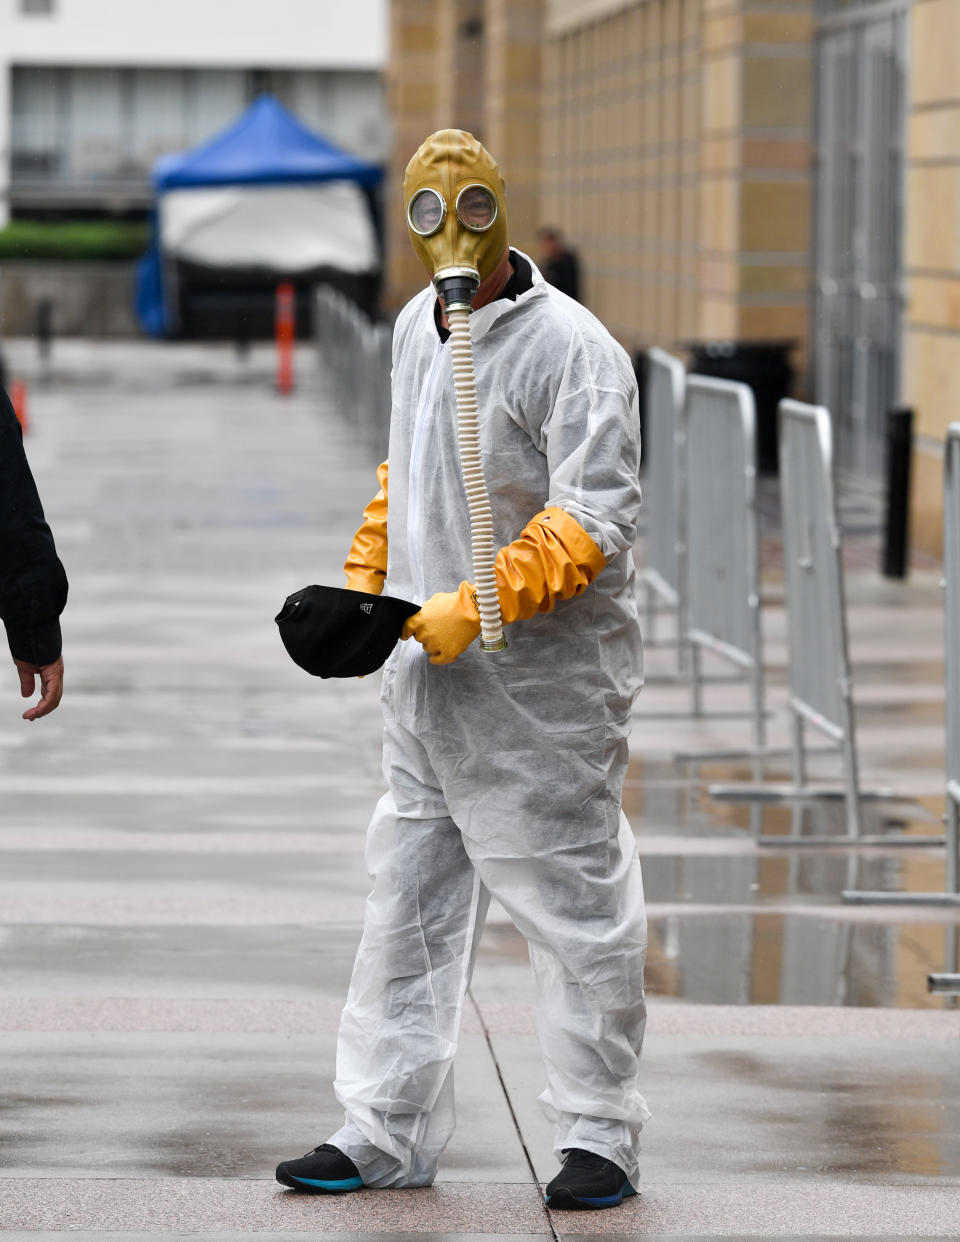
[276,129,648,1211]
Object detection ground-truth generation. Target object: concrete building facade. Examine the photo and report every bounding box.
[0,0,388,222]
[385,0,955,557]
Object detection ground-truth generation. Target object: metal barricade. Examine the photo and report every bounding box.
[941,423,960,983]
[314,284,391,457]
[683,376,766,752]
[709,400,918,844]
[948,427,960,920]
[843,424,960,980]
[639,347,687,675]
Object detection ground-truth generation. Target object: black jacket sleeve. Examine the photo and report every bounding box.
[0,385,68,665]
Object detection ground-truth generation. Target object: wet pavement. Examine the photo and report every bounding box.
[0,339,958,1240]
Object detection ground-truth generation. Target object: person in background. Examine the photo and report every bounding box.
[536,226,581,302]
[1,384,68,720]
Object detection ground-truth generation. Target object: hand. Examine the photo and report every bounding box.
[401,582,481,666]
[14,656,64,721]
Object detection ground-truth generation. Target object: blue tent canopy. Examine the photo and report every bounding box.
[152,95,383,191]
[137,96,382,336]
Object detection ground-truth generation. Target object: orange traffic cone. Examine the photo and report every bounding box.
[10,379,29,435]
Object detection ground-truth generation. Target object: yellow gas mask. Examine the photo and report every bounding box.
[402,129,510,651]
[403,129,508,310]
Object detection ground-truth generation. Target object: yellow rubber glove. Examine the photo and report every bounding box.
[402,508,606,666]
[401,581,481,666]
[344,461,389,595]
[493,507,606,622]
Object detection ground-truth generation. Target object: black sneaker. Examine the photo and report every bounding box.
[275,1143,365,1194]
[545,1148,636,1210]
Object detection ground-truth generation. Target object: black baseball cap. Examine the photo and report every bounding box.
[275,585,420,678]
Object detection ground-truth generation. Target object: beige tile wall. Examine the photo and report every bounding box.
[385,0,540,311]
[903,0,960,557]
[484,0,544,258]
[542,0,703,350]
[735,6,812,376]
[697,0,813,369]
[384,0,441,310]
[386,0,812,367]
[383,0,959,566]
[434,0,485,142]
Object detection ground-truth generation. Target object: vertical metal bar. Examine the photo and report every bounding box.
[641,349,687,661]
[947,795,959,899]
[751,642,767,753]
[840,692,863,838]
[790,706,806,789]
[942,427,960,983]
[690,641,703,718]
[746,421,765,752]
[947,793,959,979]
[830,437,863,838]
[675,410,689,678]
[943,437,960,872]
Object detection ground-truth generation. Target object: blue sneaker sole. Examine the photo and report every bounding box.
[276,1169,364,1194]
[546,1182,636,1210]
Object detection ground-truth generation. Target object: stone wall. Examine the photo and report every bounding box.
[0,262,139,338]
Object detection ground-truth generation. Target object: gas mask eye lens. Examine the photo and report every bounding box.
[456,184,497,232]
[407,188,446,237]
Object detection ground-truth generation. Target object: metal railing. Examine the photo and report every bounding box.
[683,376,766,752]
[941,423,960,985]
[639,347,687,675]
[708,400,925,846]
[843,425,960,987]
[314,284,392,457]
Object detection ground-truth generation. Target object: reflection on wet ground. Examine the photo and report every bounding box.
[644,911,957,1008]
[622,743,958,1008]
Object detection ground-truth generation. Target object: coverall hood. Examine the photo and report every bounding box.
[403,129,509,287]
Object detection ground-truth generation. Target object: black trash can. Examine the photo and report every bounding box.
[684,340,795,474]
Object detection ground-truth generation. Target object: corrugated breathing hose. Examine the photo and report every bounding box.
[446,303,506,652]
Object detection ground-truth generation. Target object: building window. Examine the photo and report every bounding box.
[21,0,55,13]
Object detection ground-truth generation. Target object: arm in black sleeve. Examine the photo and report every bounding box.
[0,386,68,666]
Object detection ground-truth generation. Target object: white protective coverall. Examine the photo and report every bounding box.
[329,253,649,1188]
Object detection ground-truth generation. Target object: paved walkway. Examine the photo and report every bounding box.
[1,340,957,1241]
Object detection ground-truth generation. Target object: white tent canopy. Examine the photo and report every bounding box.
[160,180,378,273]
